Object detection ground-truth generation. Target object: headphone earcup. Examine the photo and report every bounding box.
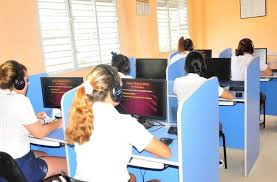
[14,78,25,90]
[111,84,123,103]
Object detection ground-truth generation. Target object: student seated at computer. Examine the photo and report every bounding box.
[66,64,171,182]
[173,51,234,102]
[111,52,133,79]
[231,38,273,81]
[0,60,67,182]
[169,37,194,64]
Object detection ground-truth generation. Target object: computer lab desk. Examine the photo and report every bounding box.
[29,125,180,181]
[260,72,277,116]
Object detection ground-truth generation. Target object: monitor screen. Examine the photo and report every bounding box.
[194,49,212,60]
[253,48,267,65]
[116,79,167,120]
[136,58,167,79]
[204,58,231,81]
[41,77,83,108]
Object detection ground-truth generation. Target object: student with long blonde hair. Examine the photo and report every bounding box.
[66,64,171,182]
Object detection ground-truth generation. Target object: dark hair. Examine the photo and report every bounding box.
[178,37,194,53]
[236,38,254,56]
[111,53,131,75]
[0,60,27,90]
[185,51,206,77]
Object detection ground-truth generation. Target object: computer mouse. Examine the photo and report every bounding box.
[160,137,173,146]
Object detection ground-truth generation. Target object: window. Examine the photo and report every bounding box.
[157,0,189,52]
[37,0,119,73]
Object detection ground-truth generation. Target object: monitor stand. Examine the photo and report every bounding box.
[137,117,154,129]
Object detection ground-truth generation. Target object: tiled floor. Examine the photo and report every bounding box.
[221,115,277,182]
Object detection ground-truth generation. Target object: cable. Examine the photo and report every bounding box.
[149,125,165,132]
[139,169,146,182]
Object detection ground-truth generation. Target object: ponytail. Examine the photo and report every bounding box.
[66,65,115,144]
[66,87,93,144]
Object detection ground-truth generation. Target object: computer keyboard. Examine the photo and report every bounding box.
[229,86,244,91]
[168,126,178,135]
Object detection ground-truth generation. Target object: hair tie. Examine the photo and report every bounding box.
[83,81,93,95]
[111,51,118,58]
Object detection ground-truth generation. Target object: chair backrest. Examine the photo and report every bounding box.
[219,48,232,58]
[169,51,179,59]
[0,152,27,182]
[166,57,186,123]
[61,87,80,177]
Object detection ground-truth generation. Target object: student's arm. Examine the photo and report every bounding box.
[144,137,172,158]
[220,90,234,100]
[260,67,273,76]
[24,120,62,139]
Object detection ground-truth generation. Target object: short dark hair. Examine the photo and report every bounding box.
[236,38,254,56]
[178,37,194,52]
[111,54,131,75]
[185,51,206,77]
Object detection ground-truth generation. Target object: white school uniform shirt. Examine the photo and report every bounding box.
[231,53,268,81]
[0,89,37,159]
[169,51,189,64]
[118,72,133,79]
[173,73,223,103]
[74,102,153,182]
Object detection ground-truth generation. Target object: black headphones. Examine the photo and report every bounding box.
[100,64,123,103]
[9,60,25,90]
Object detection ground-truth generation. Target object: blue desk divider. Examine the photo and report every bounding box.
[129,57,136,78]
[26,73,52,116]
[177,77,219,182]
[219,48,232,58]
[61,87,80,177]
[166,58,186,123]
[245,57,260,176]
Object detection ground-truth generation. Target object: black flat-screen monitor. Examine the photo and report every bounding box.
[204,58,231,82]
[41,77,83,108]
[194,49,212,60]
[116,78,167,120]
[136,58,167,79]
[253,48,267,65]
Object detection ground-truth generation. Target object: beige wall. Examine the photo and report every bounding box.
[0,0,45,74]
[8,0,276,76]
[201,0,277,54]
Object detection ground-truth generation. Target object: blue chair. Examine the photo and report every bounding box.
[219,48,232,58]
[169,51,179,60]
[61,87,80,177]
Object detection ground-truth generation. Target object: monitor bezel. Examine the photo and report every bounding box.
[40,77,84,109]
[118,78,167,121]
[194,49,213,60]
[204,58,231,82]
[135,58,168,79]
